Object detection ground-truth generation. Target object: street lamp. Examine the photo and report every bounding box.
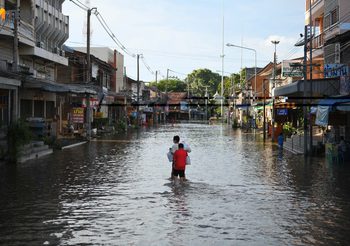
[271,40,279,142]
[226,43,257,131]
[226,43,257,100]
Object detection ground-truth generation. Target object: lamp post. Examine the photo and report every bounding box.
[271,40,280,142]
[220,0,225,123]
[226,43,257,130]
[226,43,257,101]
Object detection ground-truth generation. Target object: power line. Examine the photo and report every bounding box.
[69,0,88,11]
[140,56,154,75]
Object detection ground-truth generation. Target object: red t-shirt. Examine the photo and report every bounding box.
[173,149,187,170]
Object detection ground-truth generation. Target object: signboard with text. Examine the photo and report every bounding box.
[71,107,84,123]
[324,64,349,78]
[282,60,303,77]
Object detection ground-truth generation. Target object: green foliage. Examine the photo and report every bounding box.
[116,120,127,132]
[7,120,32,163]
[149,77,186,92]
[92,118,109,129]
[186,69,221,97]
[282,122,296,137]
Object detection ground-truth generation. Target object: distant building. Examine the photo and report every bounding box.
[73,47,124,93]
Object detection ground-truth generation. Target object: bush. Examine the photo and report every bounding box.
[282,122,296,138]
[7,120,33,163]
[116,120,127,132]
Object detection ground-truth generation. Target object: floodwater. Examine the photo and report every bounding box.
[1,124,350,245]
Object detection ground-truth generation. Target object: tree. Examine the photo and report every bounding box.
[186,69,222,97]
[149,77,186,92]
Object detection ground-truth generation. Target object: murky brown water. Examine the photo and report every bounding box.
[1,124,350,245]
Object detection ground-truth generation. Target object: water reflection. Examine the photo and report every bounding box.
[0,124,350,245]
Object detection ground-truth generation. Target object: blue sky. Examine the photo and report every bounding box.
[63,0,305,81]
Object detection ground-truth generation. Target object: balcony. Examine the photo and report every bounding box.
[312,33,324,49]
[20,46,68,66]
[305,0,324,25]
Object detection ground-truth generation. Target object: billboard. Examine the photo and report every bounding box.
[282,60,303,77]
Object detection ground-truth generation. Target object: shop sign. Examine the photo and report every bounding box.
[324,64,349,78]
[72,107,84,123]
[143,107,153,113]
[282,60,303,77]
[82,98,99,108]
[94,112,104,119]
[277,109,288,116]
[180,101,189,111]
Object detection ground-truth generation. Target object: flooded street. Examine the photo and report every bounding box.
[1,124,350,245]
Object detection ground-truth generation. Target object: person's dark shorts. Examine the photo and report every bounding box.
[172,168,185,177]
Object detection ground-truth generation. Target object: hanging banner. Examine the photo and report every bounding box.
[315,106,330,127]
[340,76,350,95]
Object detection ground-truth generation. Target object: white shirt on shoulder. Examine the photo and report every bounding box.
[171,142,191,154]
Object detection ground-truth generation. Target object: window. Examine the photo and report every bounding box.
[20,99,32,120]
[46,101,55,119]
[34,100,44,118]
[324,7,339,29]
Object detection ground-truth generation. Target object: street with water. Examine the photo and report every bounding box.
[1,124,350,245]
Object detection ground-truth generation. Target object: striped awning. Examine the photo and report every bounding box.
[274,102,297,109]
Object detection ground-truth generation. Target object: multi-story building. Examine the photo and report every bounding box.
[323,0,350,80]
[73,47,125,93]
[0,0,69,126]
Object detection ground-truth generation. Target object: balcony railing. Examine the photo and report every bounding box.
[312,33,324,49]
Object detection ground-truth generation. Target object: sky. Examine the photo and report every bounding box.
[63,0,306,82]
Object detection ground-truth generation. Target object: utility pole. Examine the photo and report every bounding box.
[309,0,314,154]
[86,7,96,139]
[271,40,280,142]
[263,79,267,141]
[303,25,308,155]
[12,0,19,73]
[136,54,140,127]
[155,70,158,83]
[204,86,209,122]
[221,0,225,124]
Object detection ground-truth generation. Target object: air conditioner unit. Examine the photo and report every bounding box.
[36,41,44,48]
[53,47,60,54]
[324,42,341,64]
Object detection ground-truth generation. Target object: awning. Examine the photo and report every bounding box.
[274,102,297,109]
[318,98,350,111]
[253,101,273,110]
[23,79,98,95]
[274,78,340,97]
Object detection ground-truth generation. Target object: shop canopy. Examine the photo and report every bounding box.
[23,79,98,95]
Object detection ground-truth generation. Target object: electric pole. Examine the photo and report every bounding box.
[136,54,140,127]
[86,7,96,139]
[303,25,308,155]
[271,40,280,142]
[13,0,19,73]
[309,0,313,154]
